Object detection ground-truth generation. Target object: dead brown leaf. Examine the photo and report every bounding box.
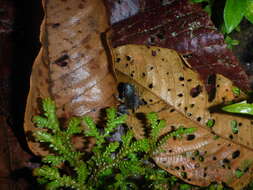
[24,0,117,156]
[111,44,253,189]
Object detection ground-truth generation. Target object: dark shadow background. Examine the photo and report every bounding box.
[11,0,43,150]
[0,0,43,189]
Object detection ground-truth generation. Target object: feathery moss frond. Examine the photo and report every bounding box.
[33,98,201,190]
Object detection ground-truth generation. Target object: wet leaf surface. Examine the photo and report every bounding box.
[24,0,117,156]
[110,44,253,189]
[106,0,250,94]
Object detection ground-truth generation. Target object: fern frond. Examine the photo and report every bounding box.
[75,161,89,183]
[34,166,60,181]
[83,116,101,139]
[66,117,82,135]
[42,155,65,167]
[150,119,166,141]
[33,116,48,128]
[42,98,60,132]
[103,141,120,161]
[121,130,134,147]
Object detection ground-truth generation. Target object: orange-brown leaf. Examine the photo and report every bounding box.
[24,0,117,156]
[111,44,253,189]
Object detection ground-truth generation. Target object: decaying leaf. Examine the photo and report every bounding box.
[107,0,250,94]
[24,0,117,155]
[110,44,253,189]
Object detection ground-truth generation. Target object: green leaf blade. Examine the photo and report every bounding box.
[224,0,247,33]
[246,0,253,24]
[222,100,253,115]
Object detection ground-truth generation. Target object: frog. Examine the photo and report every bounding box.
[117,82,144,114]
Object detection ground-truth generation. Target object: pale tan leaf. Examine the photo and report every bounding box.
[111,44,253,189]
[24,0,117,156]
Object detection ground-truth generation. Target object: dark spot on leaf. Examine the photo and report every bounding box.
[207,74,216,101]
[151,50,157,56]
[148,83,153,89]
[126,55,131,61]
[141,99,147,105]
[232,150,240,159]
[52,23,60,28]
[203,173,207,177]
[229,134,233,139]
[197,117,201,122]
[142,72,146,77]
[199,156,204,162]
[184,107,188,111]
[181,172,187,179]
[170,109,175,113]
[116,58,121,62]
[213,156,217,160]
[187,134,195,141]
[150,66,154,70]
[187,113,192,117]
[175,166,180,170]
[194,150,199,156]
[187,79,192,82]
[179,76,184,81]
[223,158,230,164]
[190,104,195,108]
[54,54,69,67]
[190,85,202,98]
[178,93,183,97]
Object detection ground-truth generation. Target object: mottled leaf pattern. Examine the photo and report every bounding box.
[24,0,117,155]
[107,0,250,94]
[110,44,253,189]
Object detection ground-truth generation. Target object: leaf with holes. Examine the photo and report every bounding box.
[110,44,253,189]
[24,0,117,156]
[106,0,250,95]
